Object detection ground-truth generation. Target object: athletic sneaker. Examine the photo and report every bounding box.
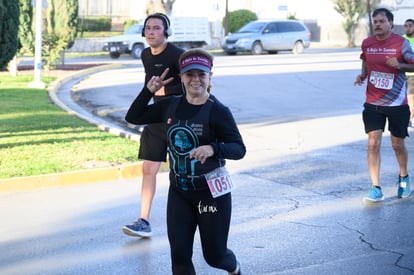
[122,218,152,237]
[398,175,411,198]
[229,261,242,275]
[364,186,384,202]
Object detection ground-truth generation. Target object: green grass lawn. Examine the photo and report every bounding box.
[78,31,122,38]
[0,74,139,179]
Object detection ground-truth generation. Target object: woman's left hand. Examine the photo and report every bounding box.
[147,68,174,93]
[190,145,214,164]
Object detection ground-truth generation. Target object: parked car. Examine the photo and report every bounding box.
[222,19,311,55]
[102,24,146,59]
[102,17,211,59]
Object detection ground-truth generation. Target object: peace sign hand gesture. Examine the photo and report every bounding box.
[147,68,174,94]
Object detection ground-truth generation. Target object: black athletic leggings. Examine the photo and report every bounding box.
[166,185,237,274]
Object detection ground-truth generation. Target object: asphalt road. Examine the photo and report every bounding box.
[1,49,414,274]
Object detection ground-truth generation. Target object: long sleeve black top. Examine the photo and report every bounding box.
[125,88,246,162]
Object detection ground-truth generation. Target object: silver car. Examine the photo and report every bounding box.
[222,19,311,55]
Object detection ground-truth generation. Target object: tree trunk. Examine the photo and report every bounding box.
[60,51,65,66]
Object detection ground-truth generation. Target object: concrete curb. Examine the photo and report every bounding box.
[48,63,141,142]
[0,64,143,192]
[0,163,142,192]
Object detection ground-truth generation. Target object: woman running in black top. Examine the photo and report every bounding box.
[125,48,245,275]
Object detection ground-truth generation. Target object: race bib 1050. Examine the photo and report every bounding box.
[204,167,235,198]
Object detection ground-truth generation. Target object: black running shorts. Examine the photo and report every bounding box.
[362,103,409,138]
[138,123,168,162]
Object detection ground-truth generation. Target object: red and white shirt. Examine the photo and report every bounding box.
[360,33,414,106]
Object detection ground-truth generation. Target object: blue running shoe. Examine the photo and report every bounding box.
[398,175,411,198]
[364,186,384,202]
[122,218,152,237]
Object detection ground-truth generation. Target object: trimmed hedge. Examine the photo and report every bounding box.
[226,9,258,33]
[78,16,112,32]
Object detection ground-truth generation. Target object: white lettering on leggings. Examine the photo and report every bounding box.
[197,201,217,214]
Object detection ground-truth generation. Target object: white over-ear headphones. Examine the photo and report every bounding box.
[142,13,172,37]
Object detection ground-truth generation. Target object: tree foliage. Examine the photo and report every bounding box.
[0,0,19,68]
[332,0,380,47]
[162,0,175,15]
[145,0,176,16]
[332,0,366,47]
[19,0,34,55]
[42,0,78,69]
[225,9,258,34]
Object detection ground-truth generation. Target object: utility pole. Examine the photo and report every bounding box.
[29,0,46,89]
[224,0,229,35]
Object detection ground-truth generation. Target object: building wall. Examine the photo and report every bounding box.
[77,0,139,23]
[76,0,414,47]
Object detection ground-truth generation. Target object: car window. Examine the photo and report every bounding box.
[272,22,284,33]
[237,22,266,33]
[278,22,293,33]
[263,22,278,34]
[290,22,306,32]
[280,22,306,32]
[124,25,142,34]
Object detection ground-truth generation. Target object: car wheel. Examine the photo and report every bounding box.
[109,52,121,59]
[251,41,263,55]
[132,44,144,59]
[292,41,305,54]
